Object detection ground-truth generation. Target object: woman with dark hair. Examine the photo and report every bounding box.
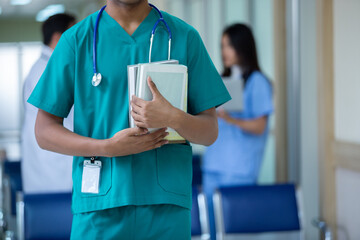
[202,23,274,240]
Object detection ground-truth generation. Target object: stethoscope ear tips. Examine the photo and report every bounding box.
[92,73,102,87]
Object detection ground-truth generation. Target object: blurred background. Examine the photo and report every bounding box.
[0,0,359,240]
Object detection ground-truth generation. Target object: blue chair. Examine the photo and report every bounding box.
[192,154,202,187]
[16,192,72,240]
[213,184,302,240]
[3,160,22,216]
[0,159,22,238]
[191,186,210,240]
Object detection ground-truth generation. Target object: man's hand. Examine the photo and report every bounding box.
[105,127,169,157]
[130,76,177,129]
[129,77,220,146]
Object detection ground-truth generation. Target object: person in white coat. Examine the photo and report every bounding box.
[21,13,76,193]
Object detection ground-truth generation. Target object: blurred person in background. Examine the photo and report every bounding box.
[202,23,274,240]
[21,13,76,193]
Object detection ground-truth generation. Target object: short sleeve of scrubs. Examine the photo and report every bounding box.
[187,30,231,115]
[249,74,274,118]
[27,33,75,118]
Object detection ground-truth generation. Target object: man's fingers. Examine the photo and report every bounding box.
[150,128,168,138]
[134,120,147,129]
[154,131,169,143]
[127,127,148,136]
[143,139,168,152]
[146,139,169,151]
[133,128,168,152]
[134,127,167,142]
[131,111,144,123]
[154,140,169,148]
[132,95,146,107]
[131,102,142,115]
[147,77,160,99]
[143,128,167,141]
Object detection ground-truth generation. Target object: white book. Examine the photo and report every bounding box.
[128,65,139,120]
[128,60,179,129]
[220,77,243,112]
[128,61,187,143]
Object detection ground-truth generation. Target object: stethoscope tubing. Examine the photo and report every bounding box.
[92,4,172,86]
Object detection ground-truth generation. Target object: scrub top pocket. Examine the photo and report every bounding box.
[77,157,112,197]
[156,144,193,196]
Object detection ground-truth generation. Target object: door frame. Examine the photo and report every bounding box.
[316,0,337,237]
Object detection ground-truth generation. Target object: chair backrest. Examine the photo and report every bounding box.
[191,187,202,236]
[213,183,300,239]
[17,192,72,240]
[3,160,22,216]
[191,186,210,240]
[192,154,202,186]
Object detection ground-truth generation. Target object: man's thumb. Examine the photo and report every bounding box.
[147,76,160,99]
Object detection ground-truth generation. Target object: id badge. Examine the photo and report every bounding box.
[81,159,102,194]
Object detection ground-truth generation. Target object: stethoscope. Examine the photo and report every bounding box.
[92,3,172,87]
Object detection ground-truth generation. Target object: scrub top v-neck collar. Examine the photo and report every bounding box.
[102,8,158,43]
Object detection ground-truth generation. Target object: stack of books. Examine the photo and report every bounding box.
[127,60,188,143]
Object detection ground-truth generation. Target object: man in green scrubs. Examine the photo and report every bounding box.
[28,0,231,239]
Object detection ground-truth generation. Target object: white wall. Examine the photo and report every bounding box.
[299,0,320,239]
[333,0,360,144]
[224,0,251,26]
[333,0,360,239]
[336,168,360,240]
[0,20,42,43]
[252,0,276,184]
[252,0,274,80]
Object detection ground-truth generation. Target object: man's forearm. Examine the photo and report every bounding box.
[35,110,109,157]
[169,108,218,146]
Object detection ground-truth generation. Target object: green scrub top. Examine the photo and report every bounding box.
[28,8,231,214]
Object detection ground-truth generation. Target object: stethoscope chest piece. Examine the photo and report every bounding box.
[92,73,102,87]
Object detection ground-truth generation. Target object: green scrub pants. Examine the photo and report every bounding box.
[70,204,191,240]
